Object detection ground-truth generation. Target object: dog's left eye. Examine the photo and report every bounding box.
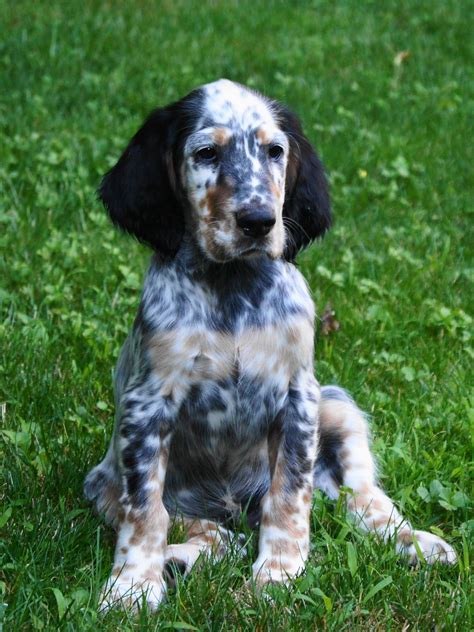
[268,145,284,160]
[195,146,218,162]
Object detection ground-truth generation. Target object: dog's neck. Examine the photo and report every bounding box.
[148,233,284,312]
[162,233,284,283]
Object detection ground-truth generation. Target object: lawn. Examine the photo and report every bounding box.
[0,0,472,629]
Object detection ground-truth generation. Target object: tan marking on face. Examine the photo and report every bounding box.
[205,180,233,221]
[212,127,231,145]
[199,175,285,262]
[257,126,272,145]
[270,178,283,201]
[189,178,237,261]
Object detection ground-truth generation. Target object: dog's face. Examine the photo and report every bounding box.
[99,79,331,262]
[181,80,288,261]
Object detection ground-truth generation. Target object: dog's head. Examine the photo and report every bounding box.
[99,79,331,262]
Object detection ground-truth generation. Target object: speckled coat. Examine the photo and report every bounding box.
[84,80,456,612]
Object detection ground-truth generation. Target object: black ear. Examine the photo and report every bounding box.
[276,106,332,261]
[99,104,186,256]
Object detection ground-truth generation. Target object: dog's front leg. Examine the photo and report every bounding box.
[100,383,177,612]
[253,369,320,587]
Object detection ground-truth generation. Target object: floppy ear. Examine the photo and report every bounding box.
[276,106,332,261]
[99,106,184,256]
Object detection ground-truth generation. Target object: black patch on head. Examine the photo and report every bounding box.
[98,89,204,257]
[273,103,332,261]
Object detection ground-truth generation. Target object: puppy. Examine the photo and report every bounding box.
[85,79,456,611]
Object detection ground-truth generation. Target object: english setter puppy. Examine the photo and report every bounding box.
[84,79,456,611]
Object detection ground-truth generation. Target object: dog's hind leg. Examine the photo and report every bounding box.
[314,386,456,565]
[164,518,246,585]
[84,334,136,529]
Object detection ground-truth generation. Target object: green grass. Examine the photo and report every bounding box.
[1,0,472,629]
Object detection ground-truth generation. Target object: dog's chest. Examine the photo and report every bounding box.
[140,260,315,519]
[149,317,311,430]
[144,259,314,435]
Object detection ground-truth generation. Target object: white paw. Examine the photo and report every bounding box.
[99,575,167,612]
[252,556,305,588]
[406,530,457,565]
[164,543,202,580]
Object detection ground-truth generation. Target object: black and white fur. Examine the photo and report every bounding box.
[84,79,456,611]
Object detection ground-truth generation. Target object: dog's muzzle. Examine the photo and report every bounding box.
[235,206,276,238]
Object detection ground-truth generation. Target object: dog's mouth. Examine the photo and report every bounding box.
[236,242,277,261]
[201,218,283,263]
[239,248,265,259]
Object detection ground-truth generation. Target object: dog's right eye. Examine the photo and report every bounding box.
[195,146,218,162]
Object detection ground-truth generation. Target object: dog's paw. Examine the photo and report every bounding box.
[163,544,202,585]
[99,574,167,613]
[251,556,304,589]
[401,530,457,566]
[163,530,248,586]
[84,464,122,528]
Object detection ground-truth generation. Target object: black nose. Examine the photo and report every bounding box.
[235,208,276,238]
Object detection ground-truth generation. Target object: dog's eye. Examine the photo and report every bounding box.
[195,146,218,162]
[268,145,284,160]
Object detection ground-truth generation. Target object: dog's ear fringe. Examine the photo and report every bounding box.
[98,93,202,257]
[275,105,332,261]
